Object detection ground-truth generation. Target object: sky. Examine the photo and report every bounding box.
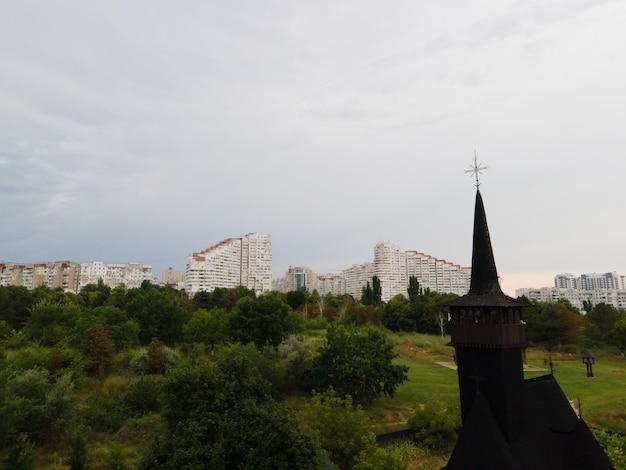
[1,1,625,297]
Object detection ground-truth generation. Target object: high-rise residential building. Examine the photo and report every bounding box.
[554,273,578,289]
[273,242,470,301]
[282,266,315,292]
[162,267,183,287]
[79,262,153,290]
[0,261,81,292]
[343,262,376,299]
[517,271,626,310]
[185,232,272,296]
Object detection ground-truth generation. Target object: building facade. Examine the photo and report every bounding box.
[185,232,272,296]
[274,242,470,302]
[516,271,626,310]
[0,261,150,292]
[78,262,153,290]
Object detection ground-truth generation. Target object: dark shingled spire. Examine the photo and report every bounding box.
[446,189,527,308]
[469,189,503,296]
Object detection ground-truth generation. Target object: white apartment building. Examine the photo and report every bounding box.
[274,242,470,302]
[516,272,626,310]
[185,232,272,296]
[79,262,153,290]
[0,261,81,292]
[343,262,376,299]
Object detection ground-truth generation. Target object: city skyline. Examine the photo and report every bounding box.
[2,2,625,298]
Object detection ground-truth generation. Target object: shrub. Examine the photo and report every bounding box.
[124,376,162,416]
[129,349,149,376]
[82,392,129,433]
[408,400,460,452]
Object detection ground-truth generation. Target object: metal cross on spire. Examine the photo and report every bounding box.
[465,152,488,188]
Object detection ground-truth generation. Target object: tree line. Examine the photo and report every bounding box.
[0,280,415,469]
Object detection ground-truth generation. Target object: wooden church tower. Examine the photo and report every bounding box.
[444,162,612,469]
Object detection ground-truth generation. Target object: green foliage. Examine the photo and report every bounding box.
[584,303,622,347]
[126,286,190,344]
[67,431,89,470]
[299,388,377,470]
[408,400,460,452]
[310,323,409,405]
[23,299,75,346]
[305,315,330,330]
[79,279,112,308]
[278,335,314,391]
[217,343,287,397]
[4,432,36,470]
[5,344,49,371]
[192,285,256,312]
[0,286,37,330]
[382,291,456,335]
[140,356,319,469]
[285,289,307,310]
[73,306,139,351]
[183,307,231,351]
[230,292,302,348]
[43,373,77,439]
[129,349,149,375]
[593,429,626,469]
[353,444,406,470]
[82,391,130,433]
[361,276,382,306]
[524,300,583,351]
[124,376,162,416]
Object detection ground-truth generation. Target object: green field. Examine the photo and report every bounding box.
[368,333,626,435]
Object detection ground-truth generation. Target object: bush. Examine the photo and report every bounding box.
[124,377,162,416]
[593,429,626,469]
[408,400,460,452]
[82,392,130,433]
[129,349,149,376]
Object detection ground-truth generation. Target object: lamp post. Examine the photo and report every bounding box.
[581,349,596,378]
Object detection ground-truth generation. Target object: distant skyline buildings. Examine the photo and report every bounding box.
[274,241,472,302]
[3,238,624,310]
[0,261,153,293]
[184,232,272,296]
[516,271,626,310]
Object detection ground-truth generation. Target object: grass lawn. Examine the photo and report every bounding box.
[369,333,626,435]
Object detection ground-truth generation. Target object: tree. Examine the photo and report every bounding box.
[310,323,409,405]
[407,276,421,300]
[298,388,378,470]
[183,307,231,352]
[78,279,111,308]
[139,355,320,469]
[82,324,114,377]
[0,286,36,330]
[382,294,413,331]
[23,300,75,346]
[230,292,303,348]
[613,318,626,354]
[583,303,621,346]
[408,400,460,452]
[73,306,139,351]
[524,300,583,351]
[126,286,190,344]
[361,276,382,306]
[285,290,307,311]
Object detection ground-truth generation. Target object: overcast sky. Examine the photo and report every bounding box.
[1,1,625,296]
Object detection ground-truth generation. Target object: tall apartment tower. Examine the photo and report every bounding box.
[185,232,272,296]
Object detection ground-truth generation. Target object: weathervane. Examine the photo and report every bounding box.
[465,152,488,188]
